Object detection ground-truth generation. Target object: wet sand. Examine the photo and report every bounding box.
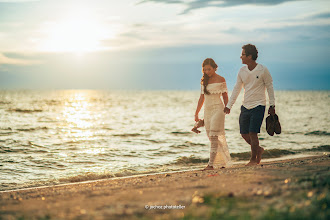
[1,155,329,220]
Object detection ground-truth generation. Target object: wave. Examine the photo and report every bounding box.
[0,169,160,191]
[304,145,330,152]
[0,127,13,131]
[231,149,296,160]
[152,150,176,156]
[0,101,11,104]
[43,100,62,106]
[305,131,330,136]
[170,141,206,149]
[7,108,43,113]
[57,171,115,183]
[16,127,48,132]
[232,145,330,160]
[0,132,17,136]
[171,131,193,135]
[169,144,190,149]
[143,139,166,144]
[112,133,150,137]
[173,155,208,165]
[183,141,207,146]
[172,145,330,164]
[0,146,26,153]
[56,169,152,183]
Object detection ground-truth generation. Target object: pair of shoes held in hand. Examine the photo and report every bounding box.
[266,114,281,136]
[192,119,204,134]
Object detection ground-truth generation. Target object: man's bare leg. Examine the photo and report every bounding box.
[241,134,257,165]
[241,133,263,165]
[249,132,264,165]
[256,146,264,164]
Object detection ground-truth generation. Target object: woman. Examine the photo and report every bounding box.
[195,58,232,170]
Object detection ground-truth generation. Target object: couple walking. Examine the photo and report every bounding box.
[194,44,276,170]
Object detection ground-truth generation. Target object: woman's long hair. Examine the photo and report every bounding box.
[201,58,218,95]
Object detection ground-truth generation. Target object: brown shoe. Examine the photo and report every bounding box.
[191,119,204,134]
[274,114,281,134]
[266,115,275,136]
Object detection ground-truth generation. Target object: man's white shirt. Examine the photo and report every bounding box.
[226,64,275,110]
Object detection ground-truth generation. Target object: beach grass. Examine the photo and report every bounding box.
[182,172,329,220]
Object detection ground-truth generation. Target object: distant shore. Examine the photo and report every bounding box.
[1,155,329,220]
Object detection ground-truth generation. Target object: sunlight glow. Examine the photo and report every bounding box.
[40,14,113,54]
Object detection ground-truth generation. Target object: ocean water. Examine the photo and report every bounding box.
[0,90,329,191]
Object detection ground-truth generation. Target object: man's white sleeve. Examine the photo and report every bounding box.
[263,67,275,106]
[226,73,243,109]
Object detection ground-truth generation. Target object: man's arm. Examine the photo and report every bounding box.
[263,67,275,115]
[224,73,243,114]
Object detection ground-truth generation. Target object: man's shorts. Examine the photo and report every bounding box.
[239,105,266,134]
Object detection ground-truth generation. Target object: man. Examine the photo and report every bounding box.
[224,44,275,166]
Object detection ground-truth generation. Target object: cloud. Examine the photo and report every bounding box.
[0,0,39,2]
[0,53,40,65]
[100,8,330,50]
[310,12,330,19]
[140,0,303,14]
[101,20,243,50]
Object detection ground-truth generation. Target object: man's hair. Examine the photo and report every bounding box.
[242,44,258,61]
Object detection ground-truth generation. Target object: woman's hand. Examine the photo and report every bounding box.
[195,114,199,122]
[195,94,204,122]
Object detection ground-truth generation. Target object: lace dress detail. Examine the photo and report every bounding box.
[201,82,232,168]
[201,82,228,95]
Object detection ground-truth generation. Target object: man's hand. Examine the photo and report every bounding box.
[268,106,275,116]
[224,107,231,114]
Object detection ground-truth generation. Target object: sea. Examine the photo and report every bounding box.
[0,90,329,191]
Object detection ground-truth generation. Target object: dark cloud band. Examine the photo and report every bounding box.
[140,0,303,14]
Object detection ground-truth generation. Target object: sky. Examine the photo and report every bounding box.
[0,0,329,90]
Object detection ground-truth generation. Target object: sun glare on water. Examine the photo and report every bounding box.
[41,14,112,54]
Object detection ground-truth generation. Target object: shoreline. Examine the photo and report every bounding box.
[1,154,329,220]
[0,152,323,193]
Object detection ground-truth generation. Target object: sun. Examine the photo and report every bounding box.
[40,15,112,54]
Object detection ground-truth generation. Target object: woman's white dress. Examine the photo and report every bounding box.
[201,82,232,168]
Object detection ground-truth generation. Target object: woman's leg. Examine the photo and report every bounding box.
[208,136,219,166]
[202,135,218,170]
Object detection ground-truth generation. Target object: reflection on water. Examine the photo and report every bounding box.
[0,90,329,191]
[62,91,96,138]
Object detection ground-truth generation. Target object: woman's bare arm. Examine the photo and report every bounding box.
[222,92,228,107]
[195,94,205,121]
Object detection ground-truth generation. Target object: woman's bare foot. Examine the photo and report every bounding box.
[256,147,264,164]
[245,159,258,166]
[202,165,214,171]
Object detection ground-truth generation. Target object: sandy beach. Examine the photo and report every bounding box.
[1,155,329,220]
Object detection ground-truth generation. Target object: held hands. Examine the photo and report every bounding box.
[224,107,231,114]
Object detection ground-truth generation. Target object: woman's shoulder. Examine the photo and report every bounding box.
[216,75,226,83]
